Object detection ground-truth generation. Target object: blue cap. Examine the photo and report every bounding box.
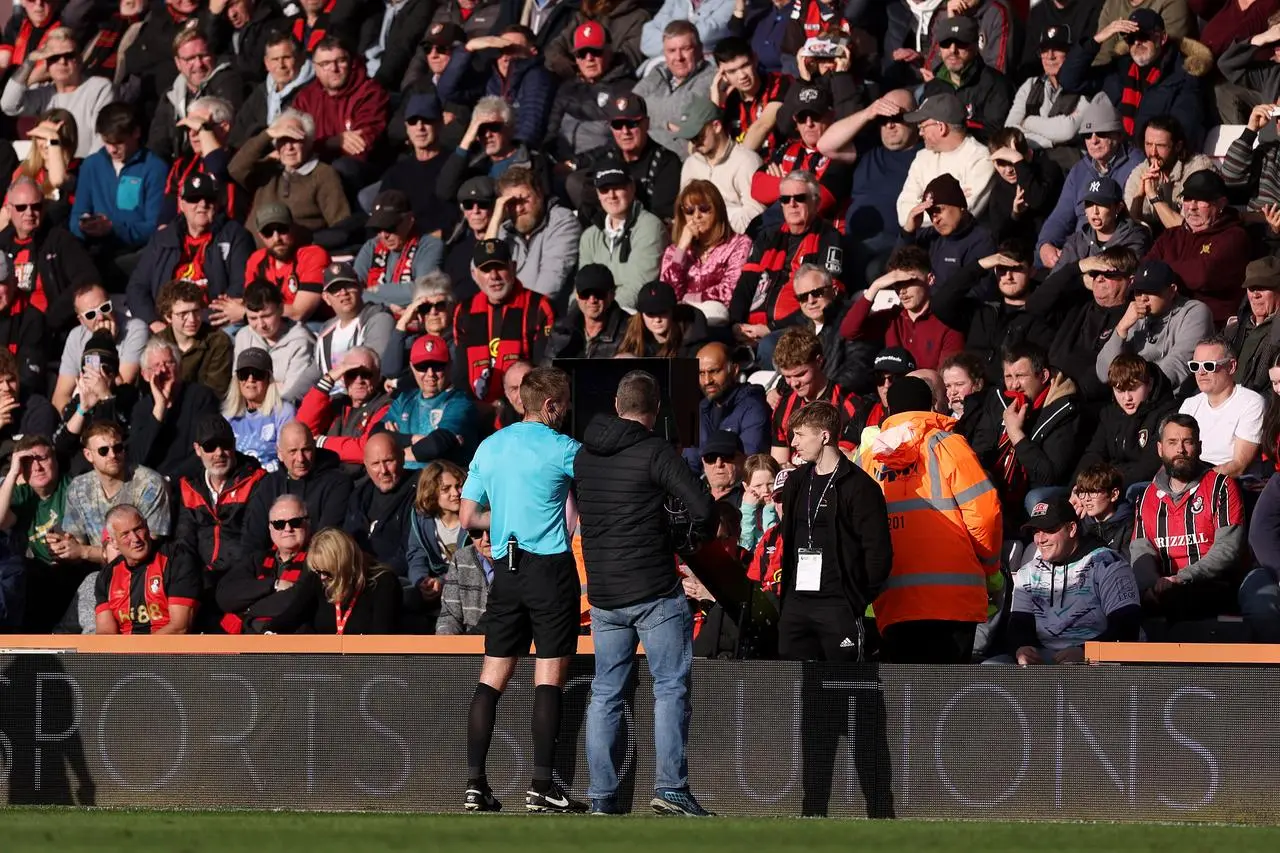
[404,93,441,122]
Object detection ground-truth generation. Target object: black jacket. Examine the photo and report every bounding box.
[1026,260,1128,403]
[229,77,306,149]
[126,213,255,324]
[127,382,223,479]
[776,457,893,613]
[243,449,355,552]
[544,63,636,162]
[0,294,46,393]
[815,298,877,396]
[1224,309,1280,396]
[568,139,680,222]
[0,392,57,472]
[969,376,1082,490]
[345,471,416,590]
[1075,366,1178,487]
[209,0,287,83]
[215,548,318,634]
[122,8,222,101]
[930,260,1057,384]
[146,63,247,163]
[436,143,551,213]
[360,0,434,91]
[174,452,266,584]
[1079,501,1135,557]
[982,156,1063,248]
[574,414,715,610]
[545,300,627,361]
[0,223,97,339]
[921,57,1013,144]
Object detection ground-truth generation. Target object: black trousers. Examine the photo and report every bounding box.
[778,598,865,662]
[879,619,977,665]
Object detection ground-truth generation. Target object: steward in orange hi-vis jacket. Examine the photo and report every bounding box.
[859,389,1003,664]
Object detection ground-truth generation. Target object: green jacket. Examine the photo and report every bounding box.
[577,203,669,311]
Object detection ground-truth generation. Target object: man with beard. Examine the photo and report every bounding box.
[1145,170,1252,326]
[345,433,418,594]
[674,95,764,233]
[1178,337,1265,476]
[1058,9,1211,151]
[1130,413,1245,621]
[126,173,254,332]
[545,265,627,361]
[750,84,853,228]
[297,346,392,474]
[354,190,445,311]
[174,414,267,622]
[458,367,586,813]
[487,165,581,310]
[920,16,1013,144]
[684,341,770,472]
[0,177,96,342]
[241,205,328,324]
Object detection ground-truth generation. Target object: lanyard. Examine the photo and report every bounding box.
[805,461,838,549]
[334,587,362,635]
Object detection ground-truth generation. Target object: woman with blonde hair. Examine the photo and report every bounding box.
[12,108,79,222]
[305,528,401,634]
[224,348,296,472]
[659,180,752,326]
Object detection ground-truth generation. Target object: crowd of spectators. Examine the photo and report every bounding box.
[2,0,1280,659]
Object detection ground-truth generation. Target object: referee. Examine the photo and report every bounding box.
[458,366,586,813]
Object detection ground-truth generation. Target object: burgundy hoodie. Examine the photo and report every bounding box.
[292,61,389,162]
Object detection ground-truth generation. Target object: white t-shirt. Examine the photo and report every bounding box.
[1179,385,1266,465]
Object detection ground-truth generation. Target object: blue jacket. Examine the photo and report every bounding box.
[437,49,556,146]
[381,386,478,469]
[848,143,921,245]
[899,218,997,292]
[230,404,297,472]
[406,511,470,586]
[683,382,772,473]
[70,146,168,250]
[1059,35,1212,150]
[125,213,255,324]
[1036,144,1143,260]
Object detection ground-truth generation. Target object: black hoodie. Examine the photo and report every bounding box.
[1075,366,1178,487]
[345,470,417,589]
[574,414,715,610]
[242,448,355,552]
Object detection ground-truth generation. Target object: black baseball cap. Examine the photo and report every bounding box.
[605,93,647,120]
[424,21,465,47]
[1127,8,1165,33]
[83,330,120,369]
[458,176,497,205]
[1022,495,1078,533]
[636,280,677,315]
[702,430,744,459]
[194,413,235,449]
[785,84,833,119]
[367,190,412,232]
[1181,170,1228,202]
[473,238,512,269]
[1132,259,1179,294]
[575,263,615,294]
[323,261,360,292]
[593,167,631,190]
[939,15,979,45]
[874,347,917,375]
[404,93,441,123]
[181,172,219,202]
[1082,176,1123,206]
[1039,24,1071,50]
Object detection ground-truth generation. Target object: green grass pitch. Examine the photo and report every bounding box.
[6,810,1280,852]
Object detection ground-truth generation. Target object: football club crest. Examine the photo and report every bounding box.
[1137,428,1148,448]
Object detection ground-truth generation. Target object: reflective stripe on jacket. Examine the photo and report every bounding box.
[861,411,1003,630]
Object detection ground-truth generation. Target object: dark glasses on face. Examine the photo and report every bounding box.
[259,224,288,238]
[1086,269,1127,281]
[199,438,233,453]
[95,443,125,457]
[877,116,905,128]
[237,368,269,382]
[468,528,490,540]
[463,200,493,211]
[344,367,375,382]
[876,373,895,386]
[576,48,604,59]
[10,203,37,212]
[611,119,640,131]
[427,44,450,55]
[994,265,1024,276]
[412,360,447,373]
[270,516,308,530]
[702,453,734,464]
[45,52,76,64]
[681,204,711,215]
[417,300,450,314]
[1084,132,1110,141]
[82,300,113,320]
[477,122,504,136]
[406,116,433,126]
[1122,32,1152,45]
[578,289,608,301]
[795,286,830,302]
[778,194,809,205]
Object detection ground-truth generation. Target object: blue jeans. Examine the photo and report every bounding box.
[1240,566,1280,643]
[587,586,692,799]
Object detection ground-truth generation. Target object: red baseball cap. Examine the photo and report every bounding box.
[574,22,607,52]
[410,334,450,365]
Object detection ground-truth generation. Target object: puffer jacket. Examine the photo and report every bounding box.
[1075,366,1179,487]
[574,414,716,610]
[174,453,267,585]
[861,411,1003,631]
[544,62,635,162]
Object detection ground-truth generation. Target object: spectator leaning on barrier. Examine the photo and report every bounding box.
[574,369,717,817]
[996,495,1141,664]
[459,367,586,814]
[862,376,1003,665]
[1178,336,1266,476]
[774,400,893,661]
[1130,413,1246,622]
[94,504,202,636]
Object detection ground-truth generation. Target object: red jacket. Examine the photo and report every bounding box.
[1145,209,1251,326]
[292,62,389,163]
[839,298,965,370]
[296,382,392,465]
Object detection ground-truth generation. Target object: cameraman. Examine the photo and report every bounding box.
[574,370,716,817]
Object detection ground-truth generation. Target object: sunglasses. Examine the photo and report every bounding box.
[577,289,609,301]
[468,528,490,540]
[1084,132,1111,141]
[270,516,309,530]
[795,286,830,302]
[778,194,809,205]
[81,300,113,321]
[877,116,905,128]
[427,44,450,55]
[45,52,76,64]
[681,203,711,215]
[1086,269,1127,281]
[259,224,288,238]
[576,48,604,59]
[237,367,269,382]
[10,203,37,212]
[794,112,825,125]
[1187,358,1231,373]
[993,158,1018,169]
[344,367,375,382]
[994,265,1025,276]
[417,299,450,314]
[702,453,735,464]
[477,122,504,136]
[611,119,640,131]
[94,443,125,457]
[325,282,357,294]
[198,438,233,453]
[876,373,896,386]
[938,38,970,48]
[463,199,493,211]
[412,360,447,372]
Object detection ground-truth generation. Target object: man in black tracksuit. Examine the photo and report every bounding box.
[574,369,715,817]
[242,422,354,551]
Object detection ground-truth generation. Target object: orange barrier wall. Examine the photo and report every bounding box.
[1085,641,1280,665]
[0,635,601,655]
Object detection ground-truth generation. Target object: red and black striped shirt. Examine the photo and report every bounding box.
[1133,469,1243,577]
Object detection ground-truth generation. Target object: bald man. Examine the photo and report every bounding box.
[95,505,201,635]
[344,432,417,590]
[683,342,771,472]
[908,369,947,414]
[497,360,533,429]
[242,420,354,550]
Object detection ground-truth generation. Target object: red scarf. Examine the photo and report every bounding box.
[367,235,420,288]
[175,232,214,285]
[1121,62,1162,137]
[995,385,1051,509]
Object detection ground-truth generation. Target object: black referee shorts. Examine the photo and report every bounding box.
[483,550,580,659]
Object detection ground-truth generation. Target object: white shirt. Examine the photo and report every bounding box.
[1179,385,1266,466]
[679,141,764,233]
